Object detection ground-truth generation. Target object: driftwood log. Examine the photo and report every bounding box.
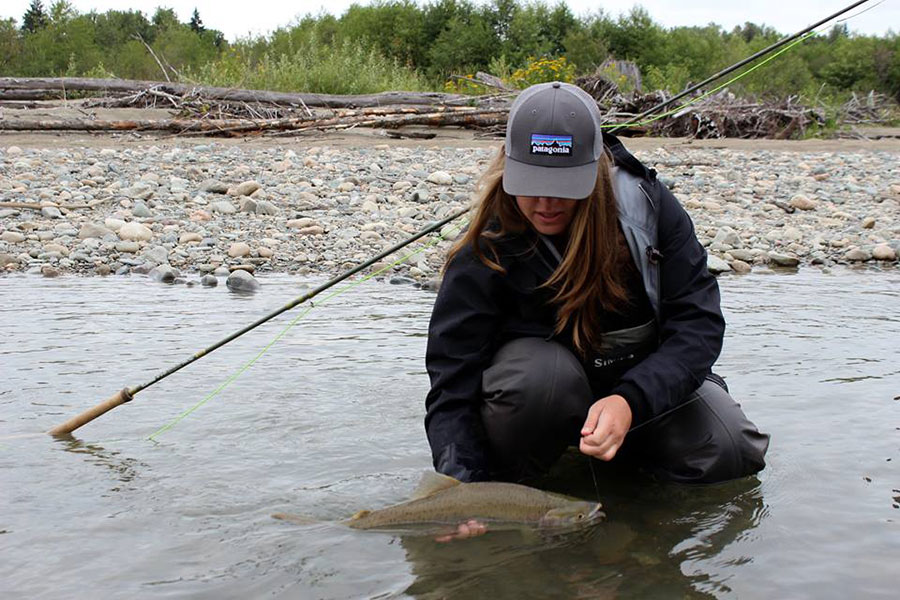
[0,107,507,135]
[0,77,480,109]
[0,89,72,101]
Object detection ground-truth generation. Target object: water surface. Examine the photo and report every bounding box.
[1,268,897,598]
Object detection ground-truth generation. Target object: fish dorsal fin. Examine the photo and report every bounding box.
[349,509,371,521]
[410,471,461,500]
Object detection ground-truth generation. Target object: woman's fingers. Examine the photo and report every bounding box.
[435,519,487,543]
[580,395,632,461]
[580,402,604,436]
[580,435,621,461]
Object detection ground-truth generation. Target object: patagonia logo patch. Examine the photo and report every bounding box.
[530,133,573,156]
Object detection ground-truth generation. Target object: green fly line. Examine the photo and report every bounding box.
[148,218,468,440]
[602,27,821,131]
[148,16,847,440]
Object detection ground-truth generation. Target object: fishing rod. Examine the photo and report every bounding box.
[608,0,874,133]
[47,207,468,436]
[48,0,874,437]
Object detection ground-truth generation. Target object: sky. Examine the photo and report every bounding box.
[2,0,897,41]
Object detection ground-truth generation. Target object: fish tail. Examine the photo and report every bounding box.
[271,512,319,526]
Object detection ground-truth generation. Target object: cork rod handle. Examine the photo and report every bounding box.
[47,388,133,436]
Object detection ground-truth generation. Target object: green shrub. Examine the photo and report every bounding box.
[190,36,427,94]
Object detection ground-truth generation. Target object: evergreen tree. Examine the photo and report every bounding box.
[189,8,205,34]
[21,0,48,33]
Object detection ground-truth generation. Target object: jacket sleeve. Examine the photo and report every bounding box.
[424,249,503,482]
[612,183,725,424]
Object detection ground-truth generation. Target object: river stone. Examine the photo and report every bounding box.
[226,269,260,292]
[142,245,170,265]
[41,265,60,278]
[78,223,112,239]
[298,226,325,236]
[214,266,230,277]
[201,274,218,287]
[238,197,258,213]
[149,265,178,283]
[790,194,817,210]
[712,227,740,248]
[179,232,203,244]
[421,277,441,292]
[104,217,125,231]
[861,217,876,229]
[231,181,261,196]
[782,227,803,242]
[258,247,274,258]
[845,247,871,262]
[228,242,251,258]
[255,200,278,216]
[1,231,25,243]
[286,217,319,229]
[43,243,68,255]
[768,252,800,267]
[210,200,237,214]
[41,206,62,219]
[96,264,111,276]
[131,263,154,275]
[731,259,752,274]
[132,201,153,218]
[201,179,229,194]
[390,276,416,285]
[872,244,897,261]
[118,222,153,241]
[124,183,153,200]
[729,249,755,262]
[707,255,732,274]
[115,241,140,253]
[426,171,453,185]
[0,253,19,267]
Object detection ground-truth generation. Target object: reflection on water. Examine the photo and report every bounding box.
[399,456,765,599]
[1,268,898,598]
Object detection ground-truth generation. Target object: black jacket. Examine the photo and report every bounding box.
[424,135,725,481]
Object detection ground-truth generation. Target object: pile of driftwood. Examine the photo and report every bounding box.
[0,76,895,139]
[575,69,828,139]
[0,77,509,137]
[629,91,826,139]
[839,91,898,125]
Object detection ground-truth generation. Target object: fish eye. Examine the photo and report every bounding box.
[576,513,584,520]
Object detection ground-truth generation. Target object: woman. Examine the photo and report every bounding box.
[424,82,769,488]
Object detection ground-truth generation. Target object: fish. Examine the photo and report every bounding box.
[273,471,605,532]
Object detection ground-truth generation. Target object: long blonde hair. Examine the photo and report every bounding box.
[446,146,630,355]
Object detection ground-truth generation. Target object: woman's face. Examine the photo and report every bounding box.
[515,196,579,235]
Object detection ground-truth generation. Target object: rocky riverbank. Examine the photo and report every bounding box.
[0,140,897,289]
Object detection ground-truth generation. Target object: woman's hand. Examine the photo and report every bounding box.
[579,394,633,461]
[435,519,487,543]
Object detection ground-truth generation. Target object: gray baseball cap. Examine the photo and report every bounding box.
[502,81,604,200]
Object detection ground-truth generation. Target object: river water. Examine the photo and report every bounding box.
[1,268,897,599]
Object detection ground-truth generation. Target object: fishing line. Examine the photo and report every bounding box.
[148,218,469,440]
[835,0,886,21]
[587,456,602,503]
[601,28,821,131]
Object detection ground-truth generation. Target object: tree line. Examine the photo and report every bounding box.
[2,0,898,100]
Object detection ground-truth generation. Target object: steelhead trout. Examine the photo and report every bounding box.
[273,471,604,531]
